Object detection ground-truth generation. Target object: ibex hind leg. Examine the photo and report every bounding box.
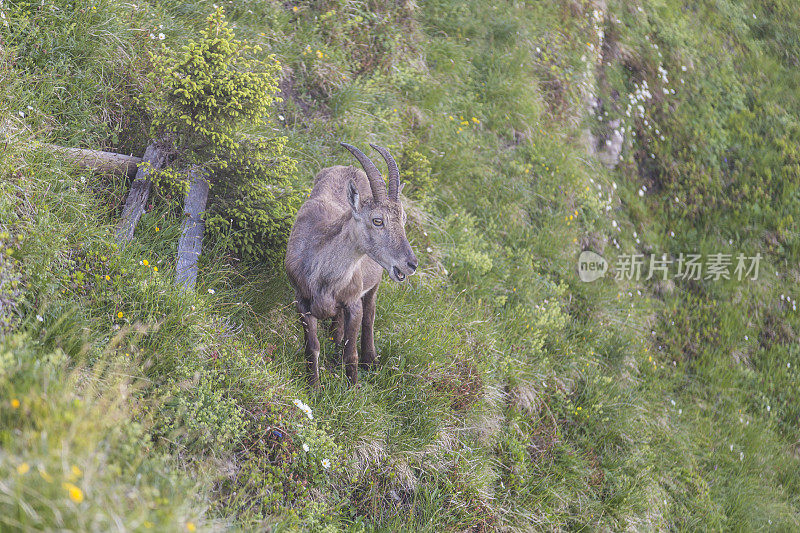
[322,309,345,375]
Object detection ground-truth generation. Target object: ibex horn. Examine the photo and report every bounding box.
[369,143,401,201]
[340,142,387,201]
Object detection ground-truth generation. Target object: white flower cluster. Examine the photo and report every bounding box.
[619,38,687,163]
[780,293,797,312]
[589,177,616,216]
[292,398,314,420]
[149,24,166,40]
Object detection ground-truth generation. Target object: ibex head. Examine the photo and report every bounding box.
[341,142,418,282]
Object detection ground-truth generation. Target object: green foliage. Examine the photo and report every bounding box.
[0,229,25,333]
[7,0,800,530]
[0,333,204,531]
[205,138,306,263]
[398,141,435,201]
[139,7,305,263]
[441,209,493,282]
[144,7,280,162]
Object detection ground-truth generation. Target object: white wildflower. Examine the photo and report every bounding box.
[321,459,331,469]
[302,443,310,452]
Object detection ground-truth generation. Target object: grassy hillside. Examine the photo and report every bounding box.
[1,0,799,530]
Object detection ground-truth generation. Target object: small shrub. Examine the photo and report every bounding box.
[141,7,306,263]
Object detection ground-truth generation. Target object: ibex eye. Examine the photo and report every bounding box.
[372,218,384,227]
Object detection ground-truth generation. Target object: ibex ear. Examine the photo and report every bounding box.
[398,182,405,196]
[347,180,361,217]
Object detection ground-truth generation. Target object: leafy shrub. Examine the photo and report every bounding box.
[141,7,306,263]
[441,209,494,282]
[398,141,435,201]
[144,7,281,163]
[205,139,307,264]
[157,361,246,453]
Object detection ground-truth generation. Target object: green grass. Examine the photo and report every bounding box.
[2,0,800,530]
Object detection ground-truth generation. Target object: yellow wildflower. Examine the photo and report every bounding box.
[142,259,149,266]
[11,399,20,409]
[17,463,29,475]
[155,226,160,232]
[63,482,84,503]
[105,275,110,281]
[153,266,158,273]
[71,465,82,478]
[186,522,197,532]
[117,311,124,319]
[316,50,323,59]
[292,6,298,12]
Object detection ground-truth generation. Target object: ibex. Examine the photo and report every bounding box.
[285,143,418,386]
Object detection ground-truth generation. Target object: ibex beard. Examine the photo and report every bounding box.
[285,143,418,386]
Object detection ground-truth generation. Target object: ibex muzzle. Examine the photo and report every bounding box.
[284,143,417,386]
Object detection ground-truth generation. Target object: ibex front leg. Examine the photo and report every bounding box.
[360,285,378,369]
[298,302,320,387]
[342,300,363,385]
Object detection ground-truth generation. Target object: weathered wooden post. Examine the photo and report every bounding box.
[115,142,170,247]
[175,167,210,289]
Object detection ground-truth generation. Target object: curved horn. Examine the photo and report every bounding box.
[340,142,387,200]
[369,143,400,201]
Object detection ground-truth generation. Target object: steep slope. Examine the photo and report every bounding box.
[1,0,799,530]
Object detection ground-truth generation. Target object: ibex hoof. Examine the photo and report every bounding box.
[359,351,379,370]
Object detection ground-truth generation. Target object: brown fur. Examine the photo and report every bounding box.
[285,163,417,386]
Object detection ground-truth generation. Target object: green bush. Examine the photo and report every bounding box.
[139,7,306,263]
[205,139,307,264]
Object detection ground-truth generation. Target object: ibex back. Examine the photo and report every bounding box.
[285,143,418,386]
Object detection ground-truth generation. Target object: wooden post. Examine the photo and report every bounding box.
[175,166,210,290]
[115,143,169,247]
